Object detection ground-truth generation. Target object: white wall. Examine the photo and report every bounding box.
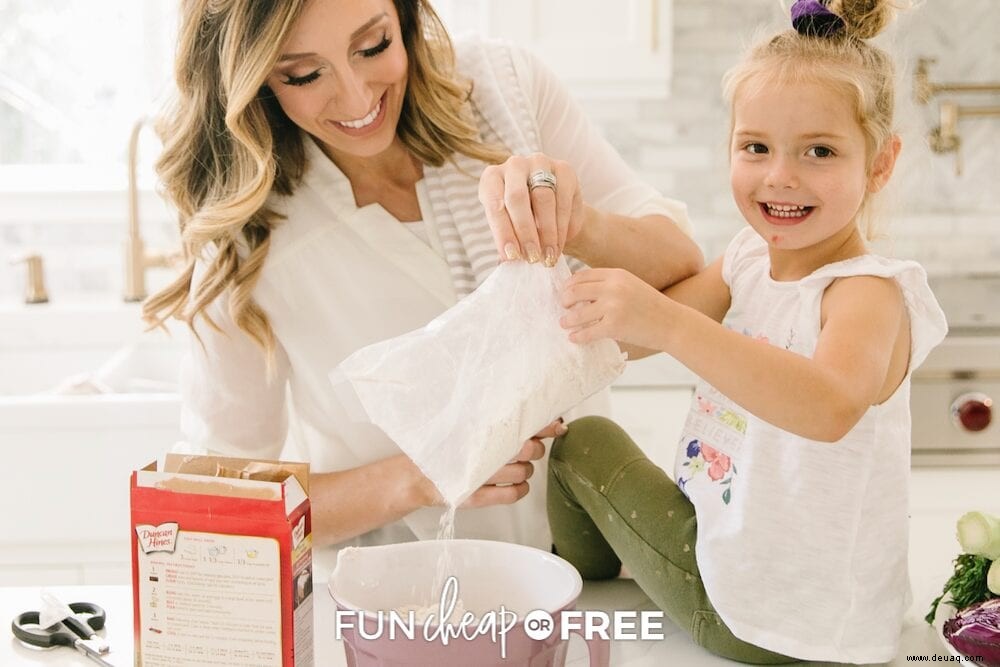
[2,0,998,303]
[584,0,1000,267]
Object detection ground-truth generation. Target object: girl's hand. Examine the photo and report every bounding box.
[478,153,585,267]
[561,268,672,350]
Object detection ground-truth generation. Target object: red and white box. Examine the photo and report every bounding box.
[130,455,313,667]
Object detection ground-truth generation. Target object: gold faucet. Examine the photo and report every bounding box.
[123,117,175,302]
[928,101,1000,176]
[929,101,962,154]
[9,253,49,304]
[914,57,1000,104]
[915,58,1000,175]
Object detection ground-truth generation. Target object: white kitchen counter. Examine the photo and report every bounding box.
[3,467,996,666]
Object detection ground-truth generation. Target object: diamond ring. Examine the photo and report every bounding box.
[527,169,557,192]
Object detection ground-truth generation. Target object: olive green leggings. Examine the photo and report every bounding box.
[547,416,797,664]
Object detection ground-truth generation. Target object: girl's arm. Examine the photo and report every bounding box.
[563,270,907,442]
[617,256,731,360]
[565,209,704,292]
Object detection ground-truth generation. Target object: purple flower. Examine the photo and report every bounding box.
[686,439,701,458]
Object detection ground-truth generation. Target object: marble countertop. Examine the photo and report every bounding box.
[3,467,996,666]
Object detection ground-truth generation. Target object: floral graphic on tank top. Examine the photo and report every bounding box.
[739,326,770,345]
[677,438,737,505]
[728,321,802,353]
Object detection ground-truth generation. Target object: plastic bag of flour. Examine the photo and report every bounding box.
[333,258,625,507]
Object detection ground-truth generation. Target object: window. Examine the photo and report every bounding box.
[0,1,176,183]
[0,1,671,191]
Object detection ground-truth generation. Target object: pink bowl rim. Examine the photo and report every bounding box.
[328,538,583,620]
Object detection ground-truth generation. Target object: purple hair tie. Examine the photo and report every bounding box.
[791,0,845,37]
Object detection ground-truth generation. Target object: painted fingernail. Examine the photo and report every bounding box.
[526,243,541,264]
[555,422,569,436]
[504,242,521,261]
[544,246,557,267]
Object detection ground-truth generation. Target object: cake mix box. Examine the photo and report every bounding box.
[130,454,314,667]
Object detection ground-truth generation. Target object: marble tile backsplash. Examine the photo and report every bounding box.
[1,0,997,303]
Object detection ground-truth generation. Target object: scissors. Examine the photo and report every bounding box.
[11,601,116,666]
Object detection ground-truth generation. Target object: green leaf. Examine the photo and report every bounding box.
[925,553,994,624]
[722,488,731,505]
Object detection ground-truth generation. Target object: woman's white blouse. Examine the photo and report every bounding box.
[179,38,690,561]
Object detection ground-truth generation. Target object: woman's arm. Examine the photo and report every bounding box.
[566,209,704,292]
[180,268,290,459]
[180,263,404,544]
[181,267,529,544]
[529,44,703,287]
[563,271,907,442]
[309,434,551,546]
[479,45,703,289]
[308,455,430,547]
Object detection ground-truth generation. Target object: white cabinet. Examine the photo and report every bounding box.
[610,386,692,477]
[0,396,182,586]
[0,304,183,587]
[434,0,673,99]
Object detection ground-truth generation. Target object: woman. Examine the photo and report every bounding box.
[146,0,702,571]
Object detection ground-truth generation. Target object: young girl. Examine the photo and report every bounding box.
[552,0,947,663]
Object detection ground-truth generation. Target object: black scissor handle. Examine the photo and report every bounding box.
[12,610,73,648]
[65,602,107,634]
[11,602,107,648]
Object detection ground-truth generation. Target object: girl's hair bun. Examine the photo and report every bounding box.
[826,0,898,39]
[791,0,898,40]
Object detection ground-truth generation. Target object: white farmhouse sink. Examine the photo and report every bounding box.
[0,300,184,395]
[0,301,185,585]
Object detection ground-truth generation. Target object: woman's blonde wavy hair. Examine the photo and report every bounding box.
[144,0,507,360]
[723,0,906,240]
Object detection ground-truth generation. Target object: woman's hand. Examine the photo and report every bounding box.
[561,268,674,350]
[461,419,568,508]
[415,420,567,509]
[479,153,584,267]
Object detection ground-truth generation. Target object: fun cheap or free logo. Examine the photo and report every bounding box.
[334,576,666,658]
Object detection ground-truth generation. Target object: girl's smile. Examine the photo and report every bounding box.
[758,202,814,225]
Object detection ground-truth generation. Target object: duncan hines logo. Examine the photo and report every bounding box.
[136,522,179,554]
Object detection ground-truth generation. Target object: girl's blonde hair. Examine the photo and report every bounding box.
[145,0,507,357]
[722,0,903,239]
